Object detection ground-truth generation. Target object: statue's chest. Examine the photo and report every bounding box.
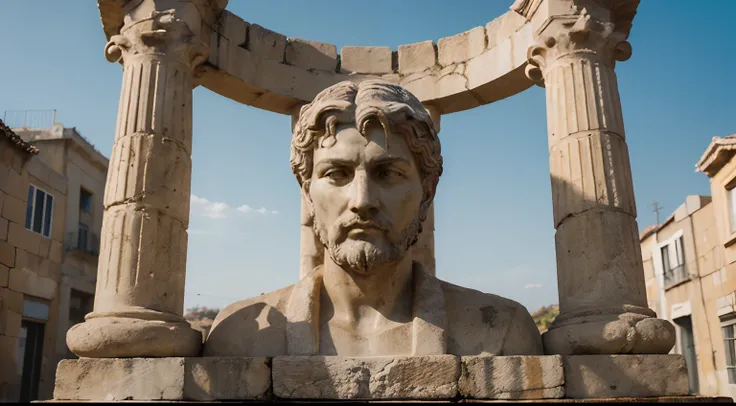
[318,322,413,356]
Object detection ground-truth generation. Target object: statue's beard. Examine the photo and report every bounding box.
[313,214,422,275]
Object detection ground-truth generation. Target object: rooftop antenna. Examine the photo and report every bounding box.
[651,201,664,225]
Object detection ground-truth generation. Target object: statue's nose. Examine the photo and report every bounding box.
[348,172,379,218]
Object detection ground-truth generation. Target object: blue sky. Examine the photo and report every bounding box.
[1,1,734,313]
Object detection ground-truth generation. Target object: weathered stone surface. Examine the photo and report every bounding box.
[8,267,56,300]
[0,287,22,313]
[459,356,564,399]
[54,358,186,401]
[0,309,21,337]
[7,222,40,256]
[285,38,337,71]
[341,46,392,74]
[438,26,486,66]
[54,357,272,401]
[272,356,459,400]
[217,10,247,45]
[0,217,7,241]
[398,41,437,74]
[183,357,271,400]
[0,264,8,287]
[1,194,25,225]
[248,24,286,62]
[563,355,689,399]
[0,241,14,268]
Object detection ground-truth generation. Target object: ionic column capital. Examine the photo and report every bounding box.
[104,8,209,74]
[525,9,632,86]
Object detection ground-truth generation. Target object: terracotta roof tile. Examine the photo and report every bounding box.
[0,119,38,155]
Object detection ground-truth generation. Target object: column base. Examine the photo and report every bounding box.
[543,308,676,355]
[66,310,203,358]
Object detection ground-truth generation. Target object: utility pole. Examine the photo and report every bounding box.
[651,201,664,225]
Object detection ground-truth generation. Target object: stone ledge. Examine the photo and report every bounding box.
[273,355,459,400]
[52,354,694,402]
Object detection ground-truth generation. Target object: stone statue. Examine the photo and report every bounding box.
[204,80,543,357]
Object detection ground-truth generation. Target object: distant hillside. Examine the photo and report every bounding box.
[531,305,559,333]
[185,306,220,341]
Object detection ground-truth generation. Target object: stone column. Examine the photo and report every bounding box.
[526,9,675,354]
[66,5,213,358]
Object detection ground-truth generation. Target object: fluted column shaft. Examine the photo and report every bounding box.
[527,11,675,355]
[67,7,210,358]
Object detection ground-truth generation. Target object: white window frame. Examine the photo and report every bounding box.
[25,184,54,238]
[721,315,736,385]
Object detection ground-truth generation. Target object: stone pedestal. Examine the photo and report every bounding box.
[526,8,675,355]
[51,355,706,402]
[65,1,221,358]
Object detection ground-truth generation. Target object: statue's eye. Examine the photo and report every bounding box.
[377,168,402,180]
[325,169,348,182]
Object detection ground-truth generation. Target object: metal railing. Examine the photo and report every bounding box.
[664,264,689,289]
[3,110,56,129]
[64,231,100,257]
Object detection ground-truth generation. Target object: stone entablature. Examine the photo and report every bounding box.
[53,354,690,401]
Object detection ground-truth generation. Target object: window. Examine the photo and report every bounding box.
[24,185,54,238]
[723,317,736,384]
[78,223,89,251]
[662,236,688,289]
[661,245,670,273]
[79,188,92,213]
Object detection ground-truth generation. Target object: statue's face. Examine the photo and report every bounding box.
[308,123,424,275]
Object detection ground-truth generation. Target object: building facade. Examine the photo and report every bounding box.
[640,134,736,398]
[0,121,107,402]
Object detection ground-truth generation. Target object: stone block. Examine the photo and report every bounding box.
[0,309,21,337]
[272,355,459,400]
[398,40,437,74]
[1,194,25,225]
[0,264,7,287]
[459,355,564,399]
[0,241,14,268]
[48,240,62,264]
[341,46,393,74]
[7,222,40,256]
[563,355,689,399]
[54,358,186,401]
[38,237,50,259]
[0,217,8,241]
[438,26,486,66]
[54,357,272,401]
[0,287,23,313]
[183,357,271,400]
[485,11,527,50]
[0,168,27,201]
[217,10,248,45]
[8,267,56,300]
[248,24,286,62]
[285,38,338,71]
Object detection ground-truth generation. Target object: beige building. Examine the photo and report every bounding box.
[0,121,107,402]
[640,134,736,398]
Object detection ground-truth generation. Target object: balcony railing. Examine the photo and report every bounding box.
[65,231,100,257]
[664,264,689,289]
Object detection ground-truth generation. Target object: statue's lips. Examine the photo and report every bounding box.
[345,222,384,237]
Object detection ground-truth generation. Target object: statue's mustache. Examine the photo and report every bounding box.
[333,216,392,241]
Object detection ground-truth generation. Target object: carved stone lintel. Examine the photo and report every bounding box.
[104,9,209,71]
[525,8,632,86]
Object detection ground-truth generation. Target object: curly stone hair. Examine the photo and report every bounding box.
[290,80,443,222]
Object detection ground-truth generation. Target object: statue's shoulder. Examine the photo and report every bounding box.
[439,279,543,356]
[203,284,294,357]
